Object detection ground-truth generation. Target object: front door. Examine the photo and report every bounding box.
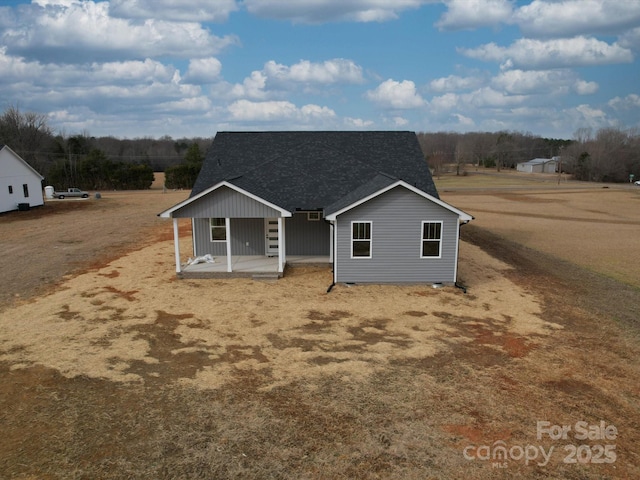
[264,218,279,256]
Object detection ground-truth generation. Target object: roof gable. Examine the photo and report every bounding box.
[0,145,44,180]
[325,180,473,222]
[158,181,291,218]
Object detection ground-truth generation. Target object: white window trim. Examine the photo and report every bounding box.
[210,218,227,242]
[307,211,321,221]
[420,221,443,259]
[351,221,372,259]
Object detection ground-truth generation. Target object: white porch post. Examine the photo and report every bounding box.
[278,217,285,273]
[172,218,181,273]
[226,218,232,272]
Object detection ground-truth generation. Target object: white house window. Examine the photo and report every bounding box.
[210,218,227,241]
[23,184,29,198]
[8,186,13,194]
[421,221,442,258]
[351,221,372,258]
[307,211,321,221]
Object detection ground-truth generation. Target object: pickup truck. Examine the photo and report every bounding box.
[53,188,90,199]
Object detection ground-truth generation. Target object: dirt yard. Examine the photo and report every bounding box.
[1,175,639,479]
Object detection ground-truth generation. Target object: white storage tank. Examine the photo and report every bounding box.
[44,186,54,199]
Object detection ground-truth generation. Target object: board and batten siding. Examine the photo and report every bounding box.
[193,218,265,256]
[335,186,460,283]
[172,185,283,219]
[285,213,331,255]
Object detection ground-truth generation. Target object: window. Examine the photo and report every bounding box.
[421,221,442,258]
[351,221,372,258]
[307,211,320,221]
[210,218,227,241]
[23,184,29,198]
[8,186,13,194]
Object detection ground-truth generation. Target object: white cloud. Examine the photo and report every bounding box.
[300,104,336,118]
[32,0,79,6]
[230,58,364,99]
[344,117,375,128]
[0,46,43,82]
[156,96,213,113]
[429,74,483,93]
[570,104,612,129]
[110,0,238,22]
[461,37,634,69]
[2,1,238,63]
[436,0,513,30]
[0,48,183,90]
[0,46,209,128]
[48,104,214,138]
[430,86,528,116]
[461,87,527,109]
[94,59,178,84]
[242,0,430,23]
[230,71,269,99]
[514,0,640,38]
[430,93,459,112]
[491,69,575,95]
[366,79,426,109]
[227,99,335,122]
[263,59,364,85]
[184,58,223,84]
[619,27,640,50]
[391,116,409,126]
[453,113,475,127]
[574,80,599,95]
[608,94,640,110]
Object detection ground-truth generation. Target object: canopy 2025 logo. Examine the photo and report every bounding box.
[462,420,617,468]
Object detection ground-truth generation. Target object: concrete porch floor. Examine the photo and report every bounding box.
[178,255,331,279]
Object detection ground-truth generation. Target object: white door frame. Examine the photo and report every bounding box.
[264,218,279,257]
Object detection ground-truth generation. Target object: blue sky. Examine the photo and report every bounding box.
[1,0,638,139]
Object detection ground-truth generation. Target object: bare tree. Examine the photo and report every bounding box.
[0,105,52,169]
[426,152,446,179]
[454,137,472,175]
[493,132,514,172]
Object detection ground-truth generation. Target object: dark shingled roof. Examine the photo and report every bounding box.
[192,131,438,212]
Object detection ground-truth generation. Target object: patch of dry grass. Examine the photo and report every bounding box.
[0,237,556,392]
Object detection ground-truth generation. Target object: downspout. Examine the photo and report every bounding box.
[327,220,336,293]
[454,219,472,294]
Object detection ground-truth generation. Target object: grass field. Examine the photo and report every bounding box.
[0,172,639,479]
[437,171,640,287]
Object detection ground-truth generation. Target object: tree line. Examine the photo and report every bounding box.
[2,105,639,189]
[417,128,640,183]
[417,131,572,175]
[0,106,211,190]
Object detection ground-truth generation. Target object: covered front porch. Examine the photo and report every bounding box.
[178,255,331,279]
[159,182,333,278]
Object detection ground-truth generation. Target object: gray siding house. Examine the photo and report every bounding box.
[159,131,472,284]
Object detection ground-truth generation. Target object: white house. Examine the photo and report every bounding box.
[516,157,559,174]
[0,145,44,213]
